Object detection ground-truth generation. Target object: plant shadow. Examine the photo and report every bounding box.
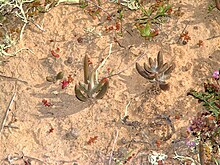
[32,83,92,118]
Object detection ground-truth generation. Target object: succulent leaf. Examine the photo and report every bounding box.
[46,76,56,82]
[157,51,163,70]
[88,71,94,88]
[75,55,109,102]
[84,55,89,84]
[148,57,154,68]
[159,63,169,73]
[56,72,64,80]
[136,63,151,79]
[78,82,88,93]
[75,85,87,102]
[136,51,175,90]
[95,79,109,99]
[144,63,154,74]
[90,78,107,95]
[164,63,175,75]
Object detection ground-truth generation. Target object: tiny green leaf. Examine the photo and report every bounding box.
[56,72,64,80]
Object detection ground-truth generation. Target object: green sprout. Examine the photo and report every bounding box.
[46,71,64,83]
[188,78,220,119]
[135,1,172,38]
[136,23,158,39]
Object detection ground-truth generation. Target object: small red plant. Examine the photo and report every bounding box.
[48,127,54,133]
[155,140,161,148]
[85,7,101,20]
[197,40,204,47]
[166,7,173,15]
[67,75,74,83]
[88,57,93,65]
[87,136,98,145]
[115,22,120,31]
[61,75,74,89]
[105,22,121,32]
[106,15,112,21]
[61,80,69,89]
[180,31,191,45]
[126,154,135,163]
[42,99,53,107]
[51,47,60,58]
[107,67,111,74]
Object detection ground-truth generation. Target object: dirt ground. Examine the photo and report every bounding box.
[0,0,220,164]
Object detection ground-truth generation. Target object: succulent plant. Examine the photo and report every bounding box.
[46,71,64,83]
[75,55,109,102]
[136,51,175,90]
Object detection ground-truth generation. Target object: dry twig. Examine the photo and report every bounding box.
[108,129,119,165]
[0,92,16,135]
[0,74,28,84]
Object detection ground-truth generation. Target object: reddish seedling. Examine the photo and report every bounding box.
[180,31,191,45]
[155,140,161,148]
[51,48,60,58]
[51,50,60,58]
[87,136,98,145]
[61,75,74,89]
[67,75,74,83]
[88,57,93,65]
[61,80,69,89]
[197,40,204,47]
[42,99,53,107]
[126,154,135,163]
[48,127,54,133]
[106,15,112,21]
[166,6,173,14]
[105,22,121,32]
[115,22,120,31]
[77,37,84,43]
[85,7,101,19]
[107,67,114,76]
[107,67,111,73]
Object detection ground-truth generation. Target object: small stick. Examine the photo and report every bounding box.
[206,34,220,40]
[124,100,131,117]
[23,155,45,164]
[0,74,28,84]
[19,22,28,41]
[121,100,131,121]
[95,43,112,82]
[30,18,45,32]
[173,151,197,164]
[108,129,119,165]
[0,92,16,134]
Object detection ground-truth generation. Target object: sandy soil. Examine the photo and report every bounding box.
[0,0,220,164]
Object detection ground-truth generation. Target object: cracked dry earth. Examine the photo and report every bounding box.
[0,0,220,164]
